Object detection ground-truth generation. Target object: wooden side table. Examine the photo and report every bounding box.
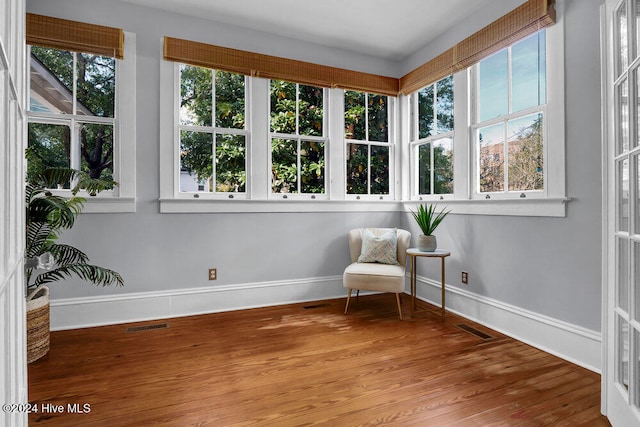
[406,248,451,320]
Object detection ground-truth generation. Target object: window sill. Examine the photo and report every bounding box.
[81,197,136,213]
[159,198,402,213]
[403,197,570,217]
[158,197,570,216]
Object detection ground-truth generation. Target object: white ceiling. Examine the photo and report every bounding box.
[120,0,498,61]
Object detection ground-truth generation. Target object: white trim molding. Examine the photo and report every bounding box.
[414,274,602,373]
[50,276,345,330]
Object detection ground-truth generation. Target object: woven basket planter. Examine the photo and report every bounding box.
[26,285,50,364]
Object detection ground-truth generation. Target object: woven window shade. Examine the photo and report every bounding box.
[164,36,399,97]
[399,0,555,95]
[26,13,124,59]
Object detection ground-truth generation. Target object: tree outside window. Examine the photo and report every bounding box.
[476,31,546,194]
[413,75,454,196]
[28,46,116,187]
[270,80,325,194]
[178,64,247,193]
[345,90,390,195]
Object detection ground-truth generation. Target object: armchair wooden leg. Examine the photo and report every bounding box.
[344,289,353,314]
[396,293,403,320]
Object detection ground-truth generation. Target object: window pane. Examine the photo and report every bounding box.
[299,85,323,137]
[216,134,245,192]
[371,145,389,195]
[434,137,453,194]
[368,94,388,142]
[636,155,640,233]
[418,85,434,139]
[634,241,640,322]
[30,47,73,114]
[215,71,245,129]
[346,143,368,194]
[617,315,630,391]
[345,91,366,140]
[180,65,212,127]
[418,143,431,195]
[636,69,640,149]
[507,113,544,191]
[512,32,546,113]
[77,53,115,118]
[617,1,629,77]
[478,123,505,192]
[618,237,630,313]
[180,130,213,192]
[270,80,296,134]
[619,158,630,232]
[436,76,454,133]
[272,138,298,193]
[80,123,114,185]
[27,122,71,184]
[300,140,325,193]
[479,50,508,122]
[618,79,630,154]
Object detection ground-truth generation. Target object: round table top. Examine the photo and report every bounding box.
[407,248,451,257]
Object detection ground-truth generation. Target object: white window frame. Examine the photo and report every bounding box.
[268,81,329,201]
[470,32,548,200]
[403,10,567,217]
[409,76,455,202]
[176,65,250,200]
[26,32,137,213]
[344,91,396,202]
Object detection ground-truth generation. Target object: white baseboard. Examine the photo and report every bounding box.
[50,274,602,374]
[414,274,602,373]
[50,276,345,331]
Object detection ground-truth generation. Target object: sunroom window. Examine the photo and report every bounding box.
[270,80,326,196]
[411,75,454,198]
[473,30,546,196]
[344,90,392,197]
[178,64,247,195]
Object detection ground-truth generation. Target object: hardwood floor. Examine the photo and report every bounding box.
[28,294,609,426]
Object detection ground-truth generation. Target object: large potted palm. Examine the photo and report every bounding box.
[25,167,124,363]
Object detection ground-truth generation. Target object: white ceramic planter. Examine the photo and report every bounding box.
[417,235,437,252]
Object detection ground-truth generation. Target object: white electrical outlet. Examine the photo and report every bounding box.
[209,268,217,280]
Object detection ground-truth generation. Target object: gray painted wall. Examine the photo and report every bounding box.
[26,0,605,332]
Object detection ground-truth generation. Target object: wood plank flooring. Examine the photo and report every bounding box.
[28,294,609,426]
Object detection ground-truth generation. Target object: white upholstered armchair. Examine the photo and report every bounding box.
[343,228,411,320]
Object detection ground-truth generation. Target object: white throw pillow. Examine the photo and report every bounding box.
[357,228,398,265]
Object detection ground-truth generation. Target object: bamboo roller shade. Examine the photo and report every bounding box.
[163,37,400,97]
[164,0,554,96]
[26,13,124,59]
[400,0,556,95]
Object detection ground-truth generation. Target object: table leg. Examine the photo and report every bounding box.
[441,256,446,321]
[411,255,416,316]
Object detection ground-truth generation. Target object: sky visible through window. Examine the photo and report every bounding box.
[479,31,546,122]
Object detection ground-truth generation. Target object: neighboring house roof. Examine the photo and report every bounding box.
[29,53,94,116]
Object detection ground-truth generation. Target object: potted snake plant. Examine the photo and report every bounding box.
[411,204,450,252]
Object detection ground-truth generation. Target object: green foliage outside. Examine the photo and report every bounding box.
[270,80,324,194]
[417,76,454,195]
[345,91,389,194]
[28,47,115,186]
[179,66,246,192]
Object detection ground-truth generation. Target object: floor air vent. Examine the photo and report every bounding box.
[126,323,168,333]
[456,324,493,340]
[302,303,332,310]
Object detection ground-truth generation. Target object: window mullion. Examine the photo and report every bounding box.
[297,137,302,193]
[367,144,371,195]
